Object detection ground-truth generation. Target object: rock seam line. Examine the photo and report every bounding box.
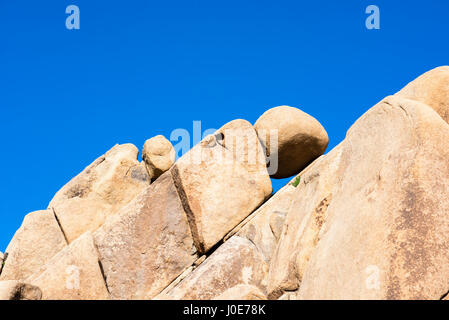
[51,207,69,245]
[170,166,206,255]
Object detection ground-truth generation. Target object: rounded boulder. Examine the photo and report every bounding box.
[254,106,328,179]
[142,135,176,181]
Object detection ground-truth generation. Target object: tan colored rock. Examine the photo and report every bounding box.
[156,266,195,298]
[0,209,67,281]
[267,143,343,298]
[270,95,449,300]
[0,252,3,275]
[94,171,198,300]
[216,119,272,198]
[172,134,270,254]
[396,66,449,123]
[254,105,329,179]
[213,284,267,300]
[27,232,110,300]
[49,144,150,243]
[225,177,299,264]
[0,281,42,300]
[142,135,176,181]
[156,236,268,300]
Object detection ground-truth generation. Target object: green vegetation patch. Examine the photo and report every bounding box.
[291,176,301,188]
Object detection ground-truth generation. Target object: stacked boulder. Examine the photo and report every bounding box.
[254,106,328,179]
[0,119,281,300]
[1,66,448,300]
[142,135,176,181]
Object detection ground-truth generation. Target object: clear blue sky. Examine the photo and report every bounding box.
[1,1,448,251]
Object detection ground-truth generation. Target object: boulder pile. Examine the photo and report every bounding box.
[1,66,449,300]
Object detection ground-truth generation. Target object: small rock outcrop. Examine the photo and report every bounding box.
[254,105,329,179]
[142,135,176,181]
[0,281,42,300]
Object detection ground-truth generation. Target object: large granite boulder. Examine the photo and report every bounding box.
[0,209,67,281]
[94,171,198,300]
[254,105,328,179]
[225,175,300,264]
[396,66,449,123]
[216,119,272,198]
[27,232,110,300]
[269,96,449,300]
[156,236,269,300]
[172,132,271,254]
[49,144,150,243]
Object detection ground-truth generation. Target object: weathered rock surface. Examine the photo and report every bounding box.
[267,144,343,298]
[216,119,272,198]
[142,135,176,181]
[0,252,3,275]
[254,105,329,179]
[27,232,110,300]
[157,236,268,300]
[396,66,449,123]
[3,67,449,301]
[172,134,271,254]
[94,171,198,300]
[0,209,67,281]
[0,280,42,300]
[270,96,449,300]
[213,284,267,300]
[49,144,150,243]
[226,177,299,264]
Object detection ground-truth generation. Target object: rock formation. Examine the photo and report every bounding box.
[254,105,329,179]
[142,135,176,181]
[49,144,151,243]
[94,171,197,300]
[268,94,449,300]
[1,66,449,300]
[26,232,109,300]
[0,209,67,281]
[396,66,449,123]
